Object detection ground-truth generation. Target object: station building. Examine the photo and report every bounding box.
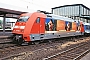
[52,4,90,23]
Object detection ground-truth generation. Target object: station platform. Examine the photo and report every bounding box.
[0,32,12,39]
[80,52,90,60]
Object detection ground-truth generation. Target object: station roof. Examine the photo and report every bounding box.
[0,8,26,15]
[0,8,27,19]
[52,4,90,10]
[52,4,90,20]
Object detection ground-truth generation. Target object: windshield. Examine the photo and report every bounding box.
[17,16,29,22]
[86,25,90,29]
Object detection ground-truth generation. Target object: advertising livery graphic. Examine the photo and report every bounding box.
[45,18,82,32]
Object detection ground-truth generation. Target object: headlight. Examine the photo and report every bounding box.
[20,26,25,29]
[14,26,25,29]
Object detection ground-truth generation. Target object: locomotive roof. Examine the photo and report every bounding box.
[46,14,76,22]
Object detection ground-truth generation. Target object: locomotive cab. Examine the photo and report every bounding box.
[84,23,90,34]
[13,16,29,34]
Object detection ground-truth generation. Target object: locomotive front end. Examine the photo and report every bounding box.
[12,12,46,45]
[12,16,30,44]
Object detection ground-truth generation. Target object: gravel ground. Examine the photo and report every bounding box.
[1,36,90,60]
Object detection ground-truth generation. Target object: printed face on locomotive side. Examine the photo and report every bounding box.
[45,18,57,31]
[65,21,72,31]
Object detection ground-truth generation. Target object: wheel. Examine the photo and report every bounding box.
[21,42,29,46]
[12,36,17,44]
[12,35,23,45]
[34,41,40,45]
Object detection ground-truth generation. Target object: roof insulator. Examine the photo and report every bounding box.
[37,10,52,14]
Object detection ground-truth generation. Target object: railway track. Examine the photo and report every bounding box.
[0,44,23,59]
[0,39,22,59]
[0,39,16,49]
[1,36,90,60]
[43,40,90,60]
[0,37,66,59]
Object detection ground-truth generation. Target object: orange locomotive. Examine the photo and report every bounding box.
[12,11,84,45]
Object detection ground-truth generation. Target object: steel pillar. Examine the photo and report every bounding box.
[3,14,6,35]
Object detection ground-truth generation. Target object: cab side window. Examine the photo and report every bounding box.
[36,17,40,23]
